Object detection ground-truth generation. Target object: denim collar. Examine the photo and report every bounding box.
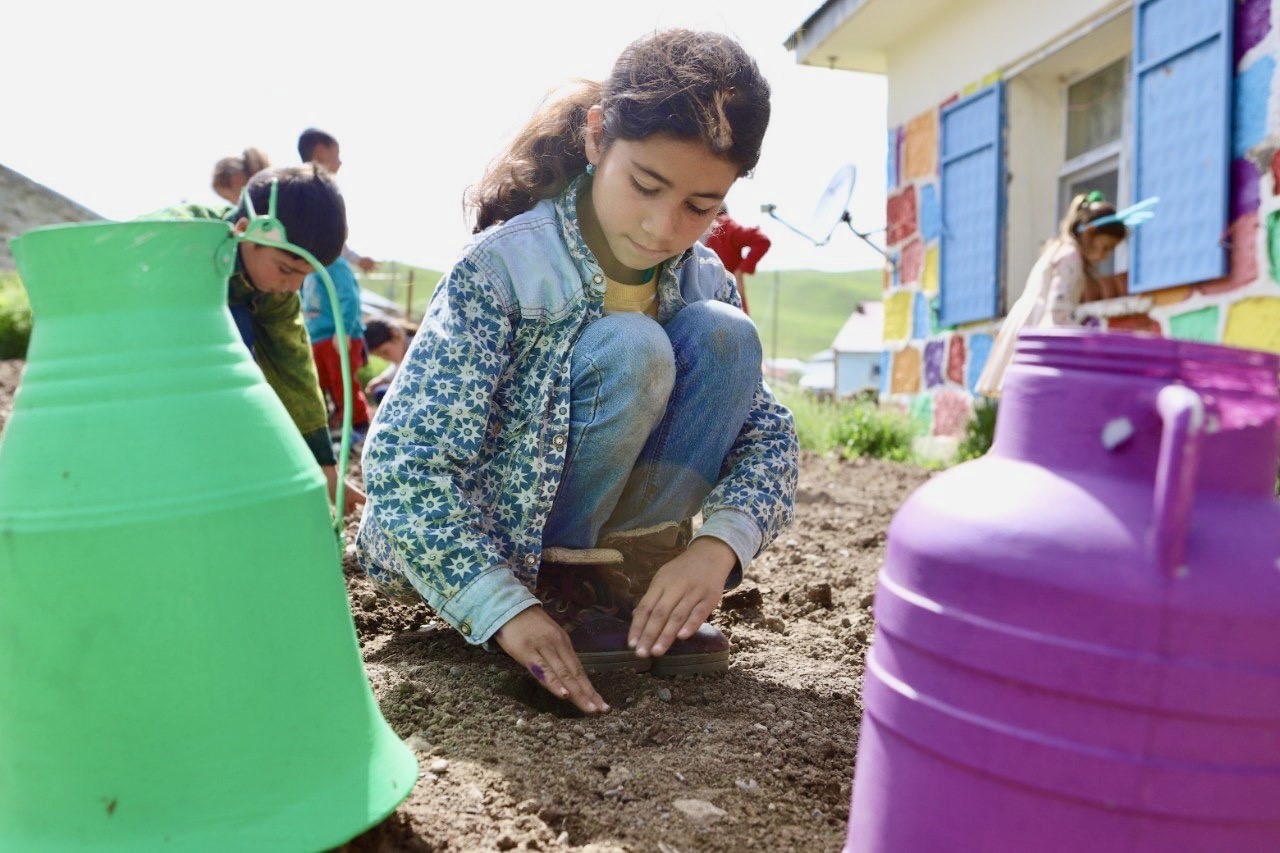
[553,173,692,320]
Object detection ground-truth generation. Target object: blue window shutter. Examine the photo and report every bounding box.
[1131,0,1233,291]
[939,83,1005,326]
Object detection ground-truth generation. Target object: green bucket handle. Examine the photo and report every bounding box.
[235,178,354,536]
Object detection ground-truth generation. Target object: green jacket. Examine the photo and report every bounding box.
[142,204,334,465]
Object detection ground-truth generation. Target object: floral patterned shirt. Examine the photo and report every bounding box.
[356,176,798,644]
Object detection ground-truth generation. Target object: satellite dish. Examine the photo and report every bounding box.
[810,164,857,242]
[760,163,892,267]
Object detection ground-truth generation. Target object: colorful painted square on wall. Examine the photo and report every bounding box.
[884,290,914,341]
[1202,212,1260,295]
[946,334,966,385]
[902,110,938,183]
[1106,314,1162,335]
[922,244,940,295]
[887,127,902,191]
[1225,296,1280,353]
[1236,0,1272,65]
[1234,55,1275,159]
[908,392,932,434]
[891,346,922,395]
[932,390,972,438]
[918,184,941,243]
[900,239,924,286]
[924,339,946,387]
[887,186,919,246]
[912,291,931,341]
[1232,158,1261,221]
[1169,306,1221,342]
[965,333,994,392]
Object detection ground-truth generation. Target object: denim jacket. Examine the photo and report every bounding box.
[356,176,798,644]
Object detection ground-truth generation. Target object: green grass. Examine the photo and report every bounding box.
[776,381,922,464]
[357,264,442,322]
[0,271,32,359]
[748,268,882,360]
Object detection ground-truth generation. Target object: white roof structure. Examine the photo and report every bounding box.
[831,301,883,354]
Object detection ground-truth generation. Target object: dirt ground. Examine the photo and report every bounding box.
[0,359,933,852]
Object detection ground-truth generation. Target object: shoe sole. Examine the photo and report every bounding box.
[577,651,653,673]
[650,650,730,677]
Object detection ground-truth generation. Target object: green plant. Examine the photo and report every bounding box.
[831,403,916,462]
[955,397,999,463]
[0,272,32,359]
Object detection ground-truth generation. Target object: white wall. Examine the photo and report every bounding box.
[835,352,880,395]
[885,0,1130,126]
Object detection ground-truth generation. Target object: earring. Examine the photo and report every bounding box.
[585,163,596,176]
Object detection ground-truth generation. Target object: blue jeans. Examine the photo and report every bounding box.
[542,301,762,549]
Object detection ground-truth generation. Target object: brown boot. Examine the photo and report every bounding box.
[536,547,650,673]
[599,521,730,677]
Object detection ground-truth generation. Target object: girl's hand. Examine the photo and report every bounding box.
[494,607,609,715]
[628,537,735,659]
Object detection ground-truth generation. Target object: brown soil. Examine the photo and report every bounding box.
[0,360,933,852]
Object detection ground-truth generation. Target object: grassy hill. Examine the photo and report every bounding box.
[357,264,883,361]
[748,268,883,360]
[356,263,442,320]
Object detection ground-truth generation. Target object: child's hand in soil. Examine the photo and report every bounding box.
[628,537,735,658]
[495,606,609,715]
[322,464,366,514]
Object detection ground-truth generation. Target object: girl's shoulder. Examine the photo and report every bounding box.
[1048,239,1082,266]
[445,198,591,314]
[452,199,567,278]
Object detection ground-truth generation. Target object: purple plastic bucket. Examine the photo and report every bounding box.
[845,330,1280,852]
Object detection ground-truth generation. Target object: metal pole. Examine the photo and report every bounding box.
[405,269,415,319]
[772,269,780,367]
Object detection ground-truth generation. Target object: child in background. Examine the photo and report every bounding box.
[702,204,771,315]
[301,256,371,440]
[361,318,410,406]
[146,165,363,511]
[297,127,377,273]
[211,147,270,206]
[975,191,1128,396]
[357,29,798,715]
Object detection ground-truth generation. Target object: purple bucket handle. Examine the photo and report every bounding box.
[1151,384,1205,578]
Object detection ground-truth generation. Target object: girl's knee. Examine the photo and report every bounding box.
[681,300,762,364]
[580,314,675,401]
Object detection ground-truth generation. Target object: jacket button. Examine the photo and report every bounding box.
[592,273,604,285]
[552,434,566,448]
[524,553,537,567]
[458,619,472,636]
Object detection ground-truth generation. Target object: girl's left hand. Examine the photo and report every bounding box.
[628,537,736,658]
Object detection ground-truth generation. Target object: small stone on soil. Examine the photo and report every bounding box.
[721,585,764,611]
[805,583,834,608]
[656,688,672,702]
[673,798,727,824]
[429,758,450,773]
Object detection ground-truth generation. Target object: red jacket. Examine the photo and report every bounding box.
[705,214,772,275]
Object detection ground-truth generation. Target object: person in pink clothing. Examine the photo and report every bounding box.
[702,205,771,315]
[975,192,1128,396]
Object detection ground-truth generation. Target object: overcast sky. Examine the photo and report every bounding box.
[4,1,887,272]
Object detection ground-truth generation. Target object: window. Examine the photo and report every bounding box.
[1058,58,1129,277]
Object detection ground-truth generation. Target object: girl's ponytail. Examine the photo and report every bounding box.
[469,80,602,233]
